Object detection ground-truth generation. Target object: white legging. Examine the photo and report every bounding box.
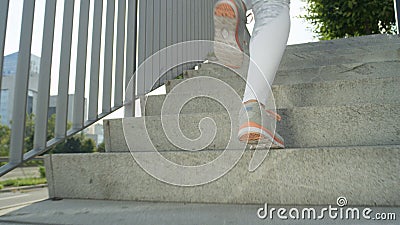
[242,0,290,106]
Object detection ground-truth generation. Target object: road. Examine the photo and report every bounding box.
[0,187,48,216]
[0,167,40,181]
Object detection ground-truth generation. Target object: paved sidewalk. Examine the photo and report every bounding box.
[0,199,398,225]
[0,188,48,216]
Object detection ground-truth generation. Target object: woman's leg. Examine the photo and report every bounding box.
[237,0,290,150]
[242,0,290,106]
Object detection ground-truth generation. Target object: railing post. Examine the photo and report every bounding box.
[124,0,138,117]
[9,0,35,165]
[33,0,57,151]
[395,0,400,34]
[0,0,9,96]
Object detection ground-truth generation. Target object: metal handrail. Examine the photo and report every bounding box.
[0,0,216,176]
[0,0,137,176]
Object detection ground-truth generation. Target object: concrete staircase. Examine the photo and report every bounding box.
[45,35,400,206]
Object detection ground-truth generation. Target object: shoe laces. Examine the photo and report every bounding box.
[265,109,282,122]
[244,100,282,122]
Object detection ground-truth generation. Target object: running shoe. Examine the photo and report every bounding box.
[213,0,250,68]
[238,100,285,149]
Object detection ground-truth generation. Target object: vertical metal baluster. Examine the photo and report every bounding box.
[182,0,187,70]
[114,0,126,108]
[171,0,178,78]
[177,0,183,75]
[9,0,36,165]
[206,0,211,55]
[165,0,173,81]
[158,0,167,86]
[191,0,196,68]
[124,0,137,117]
[209,0,214,53]
[88,0,103,121]
[144,0,153,93]
[395,0,400,34]
[195,0,199,62]
[102,0,115,114]
[136,0,146,96]
[55,0,74,139]
[0,0,9,95]
[33,0,57,153]
[199,0,204,59]
[153,0,160,88]
[72,0,91,130]
[187,0,193,69]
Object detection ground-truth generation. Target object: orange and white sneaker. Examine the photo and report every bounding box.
[213,0,250,69]
[238,101,285,149]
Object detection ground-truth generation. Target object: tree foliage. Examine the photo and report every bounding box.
[0,121,10,157]
[302,0,397,40]
[0,114,96,159]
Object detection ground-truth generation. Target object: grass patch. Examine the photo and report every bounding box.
[0,177,47,189]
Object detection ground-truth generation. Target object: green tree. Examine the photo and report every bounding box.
[1,114,96,158]
[302,0,397,40]
[81,137,96,153]
[0,121,10,157]
[52,134,96,154]
[97,142,106,153]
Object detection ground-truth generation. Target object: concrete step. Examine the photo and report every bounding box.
[147,76,400,116]
[170,61,400,92]
[105,103,400,151]
[205,41,400,71]
[285,34,399,51]
[44,145,400,206]
[283,45,399,70]
[4,199,400,225]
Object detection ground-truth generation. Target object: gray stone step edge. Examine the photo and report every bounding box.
[146,76,400,115]
[44,144,400,206]
[105,103,400,151]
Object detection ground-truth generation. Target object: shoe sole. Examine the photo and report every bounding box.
[213,1,244,69]
[238,125,285,149]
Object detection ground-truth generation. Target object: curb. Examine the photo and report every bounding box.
[0,184,48,193]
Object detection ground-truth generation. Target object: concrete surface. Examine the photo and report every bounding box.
[278,43,400,70]
[40,35,400,214]
[147,76,400,115]
[105,103,400,151]
[189,61,400,88]
[1,199,399,225]
[44,145,400,205]
[0,188,48,216]
[284,34,399,52]
[0,167,40,181]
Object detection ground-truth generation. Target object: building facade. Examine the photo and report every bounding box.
[1,52,40,126]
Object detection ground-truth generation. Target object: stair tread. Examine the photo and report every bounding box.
[45,144,400,205]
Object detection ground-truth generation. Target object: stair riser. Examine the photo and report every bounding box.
[285,35,399,53]
[106,104,400,151]
[45,146,400,206]
[150,77,400,115]
[177,61,400,89]
[280,44,400,70]
[203,44,399,71]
